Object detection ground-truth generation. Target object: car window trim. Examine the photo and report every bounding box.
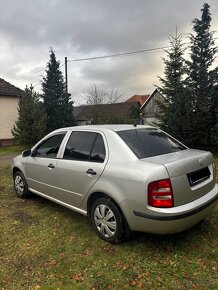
[63,131,96,162]
[61,130,107,163]
[89,133,98,160]
[32,131,68,159]
[89,133,106,163]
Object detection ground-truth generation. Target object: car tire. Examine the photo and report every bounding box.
[90,197,126,244]
[13,171,29,198]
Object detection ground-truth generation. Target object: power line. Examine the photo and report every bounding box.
[15,39,218,80]
[32,82,41,88]
[14,46,169,80]
[17,68,45,79]
[28,63,65,89]
[17,61,64,80]
[68,37,218,63]
[67,45,171,62]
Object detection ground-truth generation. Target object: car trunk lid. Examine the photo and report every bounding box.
[142,149,215,206]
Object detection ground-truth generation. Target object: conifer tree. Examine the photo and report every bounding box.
[187,3,217,146]
[12,86,46,145]
[157,34,192,144]
[212,80,218,144]
[42,49,74,132]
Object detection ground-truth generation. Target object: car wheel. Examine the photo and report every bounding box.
[13,171,29,198]
[90,198,125,244]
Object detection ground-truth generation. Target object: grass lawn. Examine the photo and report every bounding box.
[0,146,217,289]
[0,145,29,156]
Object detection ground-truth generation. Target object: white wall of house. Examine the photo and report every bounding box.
[141,90,164,125]
[0,96,18,139]
[143,117,160,126]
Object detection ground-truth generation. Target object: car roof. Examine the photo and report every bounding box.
[55,124,156,133]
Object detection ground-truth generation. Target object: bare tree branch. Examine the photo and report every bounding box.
[84,83,123,104]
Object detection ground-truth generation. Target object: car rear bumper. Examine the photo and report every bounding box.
[120,183,218,234]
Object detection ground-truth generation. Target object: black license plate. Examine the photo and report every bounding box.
[188,167,211,186]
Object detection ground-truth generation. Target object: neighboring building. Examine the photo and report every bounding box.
[74,89,164,126]
[74,102,139,125]
[140,89,165,125]
[125,94,150,106]
[0,78,24,145]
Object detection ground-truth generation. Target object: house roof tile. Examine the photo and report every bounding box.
[125,95,150,106]
[0,78,24,97]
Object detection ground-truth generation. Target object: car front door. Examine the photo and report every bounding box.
[55,131,107,207]
[25,132,67,197]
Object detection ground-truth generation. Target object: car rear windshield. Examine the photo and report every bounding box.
[117,128,186,159]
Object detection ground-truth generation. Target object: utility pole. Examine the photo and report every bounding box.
[65,56,68,94]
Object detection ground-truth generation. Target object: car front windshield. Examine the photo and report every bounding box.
[117,128,186,159]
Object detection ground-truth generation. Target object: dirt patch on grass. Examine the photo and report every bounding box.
[0,164,11,177]
[0,185,6,192]
[10,211,37,225]
[0,154,17,164]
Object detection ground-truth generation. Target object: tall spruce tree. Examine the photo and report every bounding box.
[212,80,218,144]
[187,3,217,146]
[42,49,74,132]
[12,85,46,145]
[157,34,192,144]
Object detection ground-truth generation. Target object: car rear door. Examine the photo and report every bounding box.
[54,130,108,207]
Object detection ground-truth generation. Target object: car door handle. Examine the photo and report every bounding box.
[48,163,55,169]
[86,169,97,175]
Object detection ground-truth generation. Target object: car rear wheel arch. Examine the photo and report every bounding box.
[87,192,131,242]
[87,192,109,217]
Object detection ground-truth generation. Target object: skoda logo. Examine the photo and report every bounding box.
[199,159,203,166]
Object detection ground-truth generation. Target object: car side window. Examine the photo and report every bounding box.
[34,133,66,158]
[90,134,106,163]
[63,131,106,163]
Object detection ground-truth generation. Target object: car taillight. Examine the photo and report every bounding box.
[148,179,174,208]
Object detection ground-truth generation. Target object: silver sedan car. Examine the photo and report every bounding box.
[12,125,218,243]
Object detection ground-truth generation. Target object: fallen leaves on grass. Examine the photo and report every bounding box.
[71,273,84,282]
[129,273,144,288]
[116,260,130,270]
[102,244,116,256]
[80,248,92,256]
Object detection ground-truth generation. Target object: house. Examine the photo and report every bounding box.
[124,89,164,125]
[74,102,139,125]
[125,94,150,106]
[140,89,164,125]
[74,89,164,126]
[0,78,24,145]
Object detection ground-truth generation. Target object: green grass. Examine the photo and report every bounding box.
[0,148,217,289]
[0,145,29,156]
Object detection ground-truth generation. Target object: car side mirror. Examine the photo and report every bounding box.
[22,149,32,157]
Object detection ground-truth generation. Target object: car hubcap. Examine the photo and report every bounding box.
[15,175,24,195]
[94,204,117,238]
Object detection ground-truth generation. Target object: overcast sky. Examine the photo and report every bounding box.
[1,0,218,105]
